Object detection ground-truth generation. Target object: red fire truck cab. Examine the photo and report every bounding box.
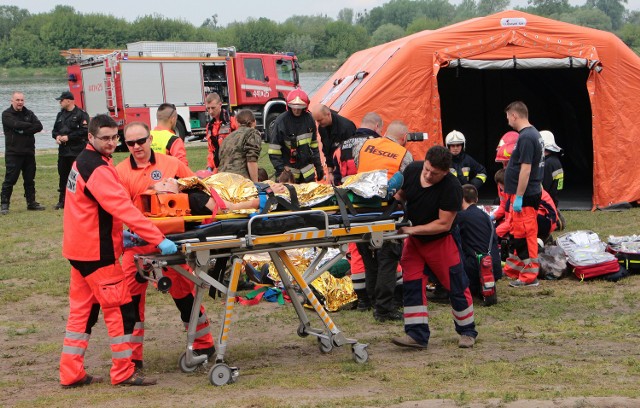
[64,41,299,142]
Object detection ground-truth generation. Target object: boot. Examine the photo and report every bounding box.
[27,201,46,211]
[0,203,8,215]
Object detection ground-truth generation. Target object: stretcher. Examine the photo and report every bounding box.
[134,206,408,386]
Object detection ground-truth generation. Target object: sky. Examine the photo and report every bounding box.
[2,0,639,27]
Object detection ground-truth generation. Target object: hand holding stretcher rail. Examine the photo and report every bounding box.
[131,170,409,385]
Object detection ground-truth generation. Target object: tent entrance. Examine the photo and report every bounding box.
[437,66,593,209]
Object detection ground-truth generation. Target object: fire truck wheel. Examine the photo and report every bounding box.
[174,120,187,141]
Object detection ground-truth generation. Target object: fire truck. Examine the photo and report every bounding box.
[63,41,300,142]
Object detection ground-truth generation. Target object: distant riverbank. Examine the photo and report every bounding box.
[0,66,67,80]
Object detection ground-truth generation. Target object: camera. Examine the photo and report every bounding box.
[406,132,428,142]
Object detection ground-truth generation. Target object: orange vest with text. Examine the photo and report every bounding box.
[357,137,406,179]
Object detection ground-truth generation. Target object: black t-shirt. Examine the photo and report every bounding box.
[402,161,462,242]
[505,126,544,196]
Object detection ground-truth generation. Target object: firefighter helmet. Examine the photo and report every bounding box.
[286,89,310,110]
[445,130,465,149]
[495,131,519,162]
[540,130,562,153]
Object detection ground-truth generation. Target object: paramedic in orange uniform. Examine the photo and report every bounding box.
[205,92,238,171]
[116,122,215,369]
[60,114,175,387]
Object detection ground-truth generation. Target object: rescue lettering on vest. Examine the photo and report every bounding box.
[363,144,399,159]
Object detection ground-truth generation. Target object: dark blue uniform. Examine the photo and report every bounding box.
[455,204,502,296]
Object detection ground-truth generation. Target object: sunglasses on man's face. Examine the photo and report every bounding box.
[125,136,149,147]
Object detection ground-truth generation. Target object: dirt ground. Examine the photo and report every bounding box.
[1,279,639,408]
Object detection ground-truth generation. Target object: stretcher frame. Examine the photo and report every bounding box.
[134,209,407,386]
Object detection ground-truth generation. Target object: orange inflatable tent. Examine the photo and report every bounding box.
[310,10,640,209]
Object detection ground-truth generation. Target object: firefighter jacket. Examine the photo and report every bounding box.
[206,109,238,170]
[51,105,89,157]
[63,144,165,269]
[333,128,379,183]
[2,105,43,155]
[449,152,487,190]
[150,128,188,166]
[317,110,356,170]
[357,137,412,179]
[542,153,564,206]
[268,110,323,183]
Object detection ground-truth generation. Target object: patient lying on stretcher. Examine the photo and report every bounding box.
[139,170,400,219]
[149,177,280,215]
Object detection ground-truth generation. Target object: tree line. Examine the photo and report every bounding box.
[1,0,639,68]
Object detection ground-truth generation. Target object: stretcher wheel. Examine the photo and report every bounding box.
[297,323,309,338]
[318,336,333,354]
[352,344,369,364]
[178,351,199,373]
[157,276,172,293]
[208,363,235,386]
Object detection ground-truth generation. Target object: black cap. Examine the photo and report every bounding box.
[55,91,74,101]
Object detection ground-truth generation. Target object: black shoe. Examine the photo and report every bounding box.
[54,201,64,210]
[426,287,449,303]
[0,203,8,215]
[356,300,372,312]
[132,359,144,371]
[27,201,45,211]
[374,310,403,322]
[193,346,216,359]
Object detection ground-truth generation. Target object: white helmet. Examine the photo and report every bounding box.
[540,130,562,153]
[445,130,465,149]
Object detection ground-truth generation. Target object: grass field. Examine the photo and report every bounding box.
[1,143,639,407]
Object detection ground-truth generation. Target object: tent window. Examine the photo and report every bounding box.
[332,71,368,110]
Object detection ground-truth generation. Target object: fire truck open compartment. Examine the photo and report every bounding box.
[202,62,229,104]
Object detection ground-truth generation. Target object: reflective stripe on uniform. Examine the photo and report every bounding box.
[296,132,313,145]
[65,331,90,341]
[452,305,475,326]
[111,334,131,345]
[112,349,133,359]
[301,164,315,179]
[477,173,487,182]
[195,327,211,339]
[62,346,86,356]
[404,305,428,325]
[268,144,282,155]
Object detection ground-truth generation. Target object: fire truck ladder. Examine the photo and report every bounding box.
[104,55,118,116]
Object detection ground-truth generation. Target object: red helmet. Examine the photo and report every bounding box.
[495,131,518,162]
[286,88,310,110]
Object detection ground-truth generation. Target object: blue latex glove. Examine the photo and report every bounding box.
[157,238,178,255]
[513,195,523,212]
[489,213,495,221]
[123,230,141,248]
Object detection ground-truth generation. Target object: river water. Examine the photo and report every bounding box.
[0,71,334,153]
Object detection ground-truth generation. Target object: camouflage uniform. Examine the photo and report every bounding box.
[218,126,263,179]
